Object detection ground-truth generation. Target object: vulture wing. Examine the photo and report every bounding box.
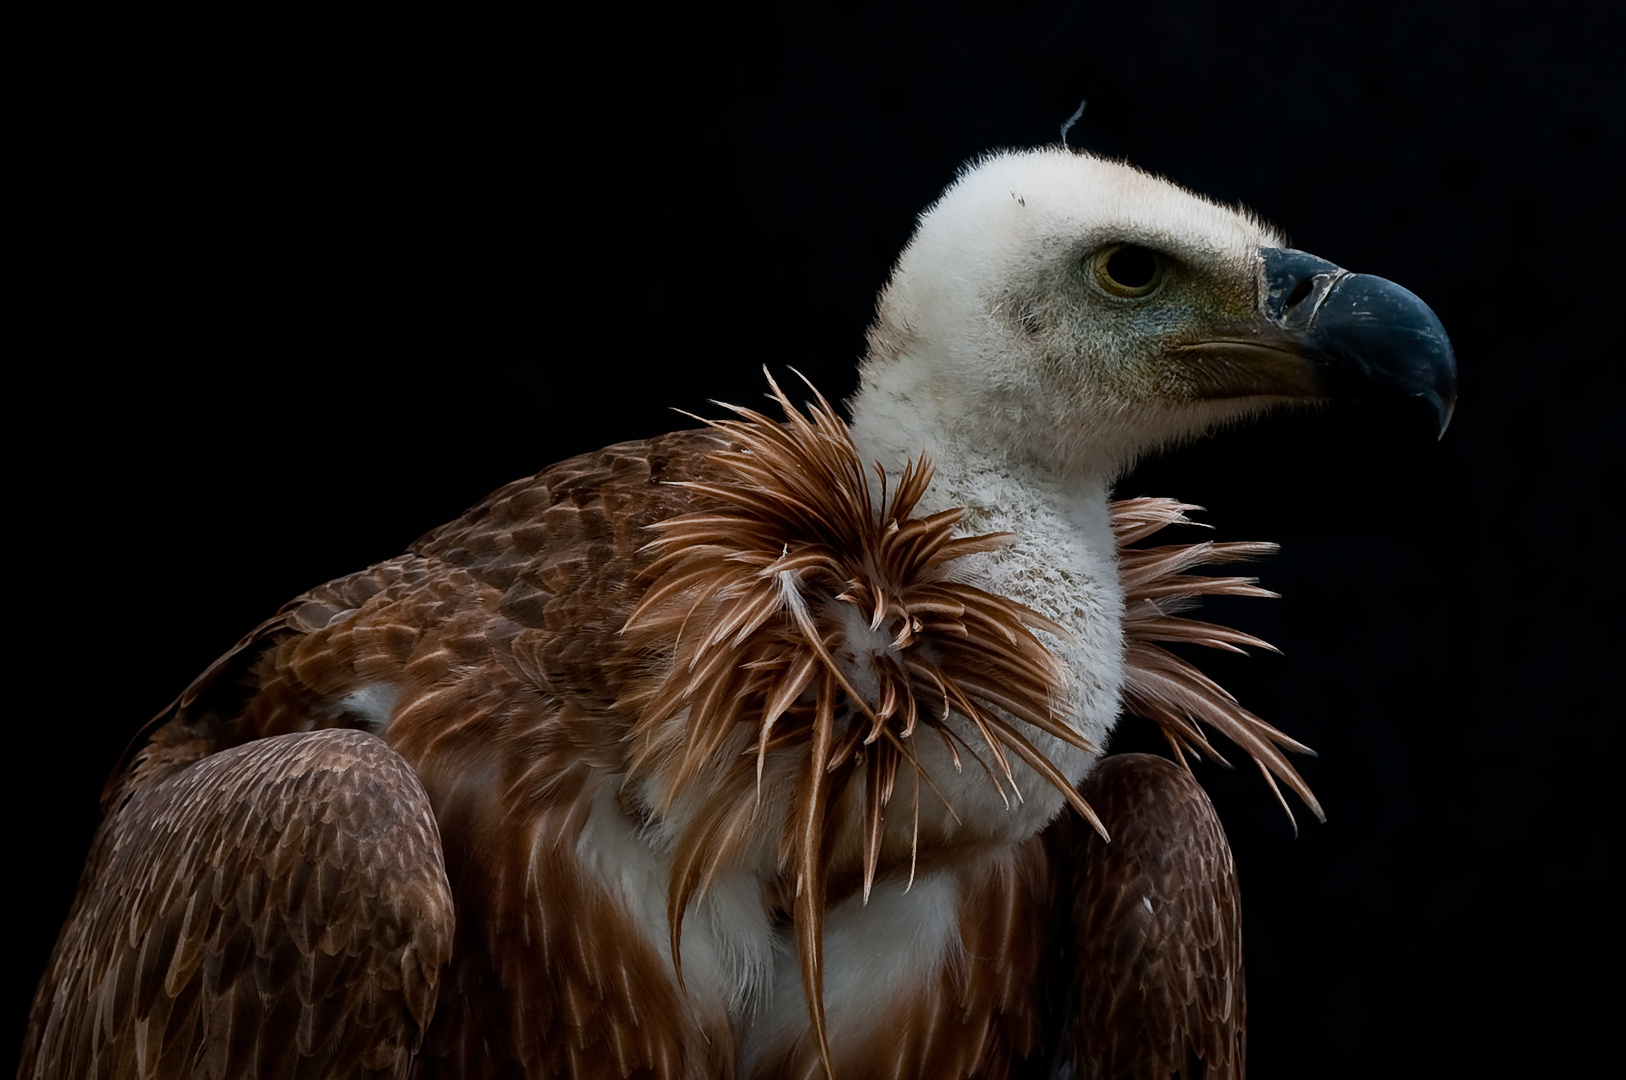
[1057,754,1245,1080]
[20,729,453,1080]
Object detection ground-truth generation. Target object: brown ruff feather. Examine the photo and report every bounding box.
[1112,496,1323,828]
[621,371,1099,1078]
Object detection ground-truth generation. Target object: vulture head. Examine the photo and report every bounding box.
[853,148,1456,481]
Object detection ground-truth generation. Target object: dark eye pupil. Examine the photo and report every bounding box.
[1106,246,1158,288]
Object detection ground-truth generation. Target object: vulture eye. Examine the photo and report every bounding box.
[1091,244,1165,298]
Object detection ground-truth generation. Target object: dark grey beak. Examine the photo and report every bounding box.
[1262,248,1458,437]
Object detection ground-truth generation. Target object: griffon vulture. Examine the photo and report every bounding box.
[21,147,1455,1079]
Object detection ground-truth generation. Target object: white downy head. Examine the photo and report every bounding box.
[852,148,1286,483]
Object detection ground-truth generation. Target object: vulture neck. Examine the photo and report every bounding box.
[847,350,1129,775]
[848,353,1116,510]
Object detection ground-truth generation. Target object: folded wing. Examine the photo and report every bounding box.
[1061,753,1245,1080]
[22,729,454,1080]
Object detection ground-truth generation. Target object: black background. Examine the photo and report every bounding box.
[11,1,1622,1074]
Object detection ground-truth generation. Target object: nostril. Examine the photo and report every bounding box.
[1283,277,1314,313]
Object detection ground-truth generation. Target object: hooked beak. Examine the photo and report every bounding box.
[1171,247,1458,437]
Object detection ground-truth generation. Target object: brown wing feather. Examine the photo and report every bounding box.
[410,431,725,716]
[1062,753,1245,1080]
[21,729,453,1080]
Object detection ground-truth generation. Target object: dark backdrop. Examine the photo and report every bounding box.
[12,2,1621,1075]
